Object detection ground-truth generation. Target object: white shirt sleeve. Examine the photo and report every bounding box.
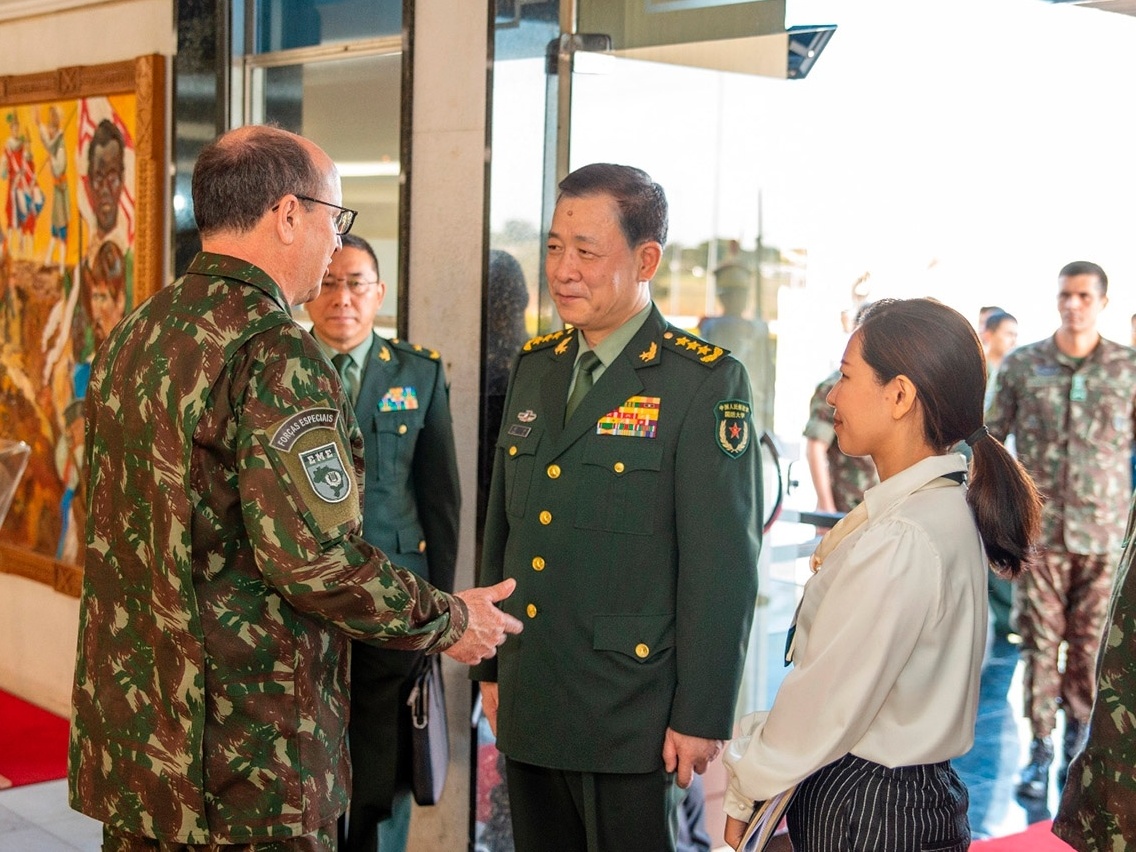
[723,517,943,818]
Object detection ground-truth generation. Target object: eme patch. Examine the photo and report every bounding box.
[300,442,352,503]
[266,407,356,524]
[715,399,752,458]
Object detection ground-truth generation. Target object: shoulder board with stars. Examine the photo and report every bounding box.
[662,327,729,367]
[387,338,441,361]
[521,328,574,354]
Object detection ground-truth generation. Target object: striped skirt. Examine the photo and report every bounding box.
[786,753,970,852]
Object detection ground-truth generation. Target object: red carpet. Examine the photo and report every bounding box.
[970,820,1074,851]
[0,690,69,789]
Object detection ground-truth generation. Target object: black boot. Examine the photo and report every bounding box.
[1058,719,1089,787]
[1016,736,1054,799]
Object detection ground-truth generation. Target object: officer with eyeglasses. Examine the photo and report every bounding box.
[70,124,521,851]
[308,233,461,852]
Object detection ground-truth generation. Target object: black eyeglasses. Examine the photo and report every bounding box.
[320,275,379,295]
[292,193,358,236]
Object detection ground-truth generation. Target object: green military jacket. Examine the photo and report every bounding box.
[69,253,466,844]
[986,334,1136,554]
[473,305,761,774]
[1054,494,1136,849]
[355,333,459,593]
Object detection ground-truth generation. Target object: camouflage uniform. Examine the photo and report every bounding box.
[1053,493,1136,850]
[69,253,468,846]
[987,334,1136,736]
[803,371,878,514]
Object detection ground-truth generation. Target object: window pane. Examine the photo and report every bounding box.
[256,53,402,326]
[254,0,401,53]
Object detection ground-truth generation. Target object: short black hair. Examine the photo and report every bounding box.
[339,233,380,278]
[1059,260,1108,295]
[983,310,1016,333]
[557,163,668,248]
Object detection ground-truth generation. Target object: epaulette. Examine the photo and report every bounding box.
[387,338,441,361]
[521,328,575,355]
[662,326,729,367]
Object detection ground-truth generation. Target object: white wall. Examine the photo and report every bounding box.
[0,0,174,73]
[0,0,174,714]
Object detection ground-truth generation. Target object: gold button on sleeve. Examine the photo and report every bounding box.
[539,510,552,525]
[613,461,625,474]
[526,603,538,618]
[418,540,427,553]
[547,464,561,479]
[509,446,518,456]
[635,643,650,659]
[531,556,546,571]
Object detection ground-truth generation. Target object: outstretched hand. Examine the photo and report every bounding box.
[444,578,523,665]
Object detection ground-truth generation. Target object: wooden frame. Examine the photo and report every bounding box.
[0,55,166,596]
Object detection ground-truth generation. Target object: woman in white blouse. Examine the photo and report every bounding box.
[723,298,1042,852]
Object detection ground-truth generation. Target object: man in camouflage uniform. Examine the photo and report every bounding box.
[987,260,1136,800]
[1053,493,1136,850]
[68,125,522,850]
[803,369,878,522]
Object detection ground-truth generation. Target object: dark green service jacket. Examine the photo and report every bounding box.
[473,304,761,774]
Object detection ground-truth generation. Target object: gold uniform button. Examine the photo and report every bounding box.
[539,510,552,525]
[398,424,408,435]
[418,540,427,553]
[613,461,625,474]
[532,556,546,571]
[635,643,650,659]
[509,446,518,456]
[526,603,538,618]
[547,464,561,479]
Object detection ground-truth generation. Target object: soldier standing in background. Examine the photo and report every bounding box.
[987,260,1136,801]
[1053,492,1136,849]
[803,369,879,522]
[69,124,520,849]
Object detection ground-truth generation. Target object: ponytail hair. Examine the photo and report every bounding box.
[857,299,1042,576]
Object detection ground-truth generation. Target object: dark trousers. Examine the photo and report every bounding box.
[787,754,969,852]
[339,641,419,852]
[504,758,682,852]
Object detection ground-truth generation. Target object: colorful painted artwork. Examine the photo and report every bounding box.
[0,57,165,592]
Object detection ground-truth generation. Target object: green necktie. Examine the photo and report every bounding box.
[565,350,601,424]
[332,352,357,405]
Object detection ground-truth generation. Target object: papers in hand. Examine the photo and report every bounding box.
[739,785,797,852]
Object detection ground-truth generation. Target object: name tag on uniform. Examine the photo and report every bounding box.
[378,386,419,412]
[596,396,660,438]
[1070,374,1087,402]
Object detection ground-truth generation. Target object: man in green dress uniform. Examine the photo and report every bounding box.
[473,163,761,852]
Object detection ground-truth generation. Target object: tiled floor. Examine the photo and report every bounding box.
[0,779,100,851]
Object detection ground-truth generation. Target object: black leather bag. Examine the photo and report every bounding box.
[408,654,449,805]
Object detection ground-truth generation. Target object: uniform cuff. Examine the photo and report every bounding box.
[431,592,469,652]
